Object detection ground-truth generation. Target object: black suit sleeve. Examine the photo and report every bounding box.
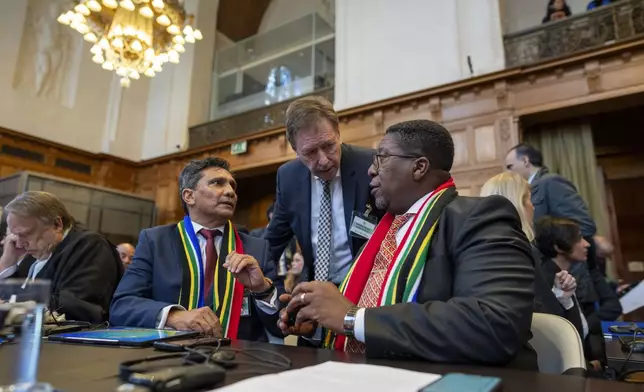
[586,268,622,330]
[545,176,596,237]
[253,240,285,337]
[364,196,535,365]
[264,169,295,265]
[51,234,122,323]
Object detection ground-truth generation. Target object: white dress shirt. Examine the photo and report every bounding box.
[157,221,278,329]
[353,192,433,343]
[528,170,538,185]
[552,287,589,338]
[310,171,353,284]
[0,255,26,280]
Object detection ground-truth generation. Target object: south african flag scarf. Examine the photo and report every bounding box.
[323,179,457,351]
[177,216,245,339]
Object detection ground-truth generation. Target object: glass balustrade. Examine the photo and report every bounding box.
[210,12,335,121]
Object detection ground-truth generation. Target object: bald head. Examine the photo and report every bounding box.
[117,243,135,268]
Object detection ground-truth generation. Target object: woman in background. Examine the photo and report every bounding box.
[536,217,622,374]
[543,0,572,23]
[480,173,579,318]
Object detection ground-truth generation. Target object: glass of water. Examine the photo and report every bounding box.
[0,279,52,392]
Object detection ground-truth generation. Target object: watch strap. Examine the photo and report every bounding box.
[250,277,274,297]
[343,306,360,338]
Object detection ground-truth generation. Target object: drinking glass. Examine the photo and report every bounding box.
[0,279,52,392]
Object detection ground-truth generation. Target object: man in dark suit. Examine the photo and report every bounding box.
[505,144,603,271]
[278,120,537,369]
[110,158,282,341]
[265,96,376,286]
[0,191,122,323]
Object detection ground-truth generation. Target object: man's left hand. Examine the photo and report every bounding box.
[286,281,355,335]
[224,251,269,292]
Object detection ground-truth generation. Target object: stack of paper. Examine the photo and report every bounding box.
[214,361,441,392]
[619,281,644,314]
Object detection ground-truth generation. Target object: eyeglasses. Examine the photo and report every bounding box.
[372,154,420,171]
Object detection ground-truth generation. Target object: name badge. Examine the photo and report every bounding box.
[241,295,251,317]
[349,209,378,240]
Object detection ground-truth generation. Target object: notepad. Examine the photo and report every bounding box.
[619,281,644,315]
[214,361,441,392]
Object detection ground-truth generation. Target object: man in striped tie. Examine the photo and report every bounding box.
[278,120,539,370]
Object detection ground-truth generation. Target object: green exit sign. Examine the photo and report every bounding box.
[231,141,247,155]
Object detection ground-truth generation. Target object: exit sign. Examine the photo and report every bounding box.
[231,141,247,155]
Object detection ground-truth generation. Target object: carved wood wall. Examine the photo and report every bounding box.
[136,39,644,226]
[0,127,137,193]
[4,40,644,233]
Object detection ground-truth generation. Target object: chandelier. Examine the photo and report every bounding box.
[57,0,203,87]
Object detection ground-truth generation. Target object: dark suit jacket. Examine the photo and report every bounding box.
[531,245,567,317]
[363,195,537,370]
[265,143,376,281]
[109,224,282,342]
[14,226,123,323]
[540,259,614,365]
[534,250,585,334]
[531,167,596,237]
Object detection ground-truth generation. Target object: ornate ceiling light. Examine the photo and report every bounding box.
[57,0,203,87]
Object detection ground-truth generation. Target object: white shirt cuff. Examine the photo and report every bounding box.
[354,308,366,343]
[0,265,17,280]
[552,287,574,310]
[254,289,279,314]
[156,305,186,329]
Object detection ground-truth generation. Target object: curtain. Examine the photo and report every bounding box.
[525,120,615,277]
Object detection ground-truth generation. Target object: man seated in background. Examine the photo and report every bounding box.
[279,120,537,369]
[117,242,135,269]
[0,191,123,323]
[535,216,622,374]
[110,158,283,341]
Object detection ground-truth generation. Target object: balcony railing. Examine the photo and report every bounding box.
[189,87,334,149]
[504,0,644,68]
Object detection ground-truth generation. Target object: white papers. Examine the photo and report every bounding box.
[214,361,441,392]
[619,281,644,314]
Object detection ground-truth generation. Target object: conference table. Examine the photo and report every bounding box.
[0,340,642,391]
[606,339,644,372]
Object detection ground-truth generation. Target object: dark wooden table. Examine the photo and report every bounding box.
[606,339,644,372]
[0,340,642,391]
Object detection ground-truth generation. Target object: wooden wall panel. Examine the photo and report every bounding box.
[4,39,644,239]
[0,127,139,194]
[451,130,469,168]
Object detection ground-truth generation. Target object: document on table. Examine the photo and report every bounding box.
[213,361,441,392]
[619,281,644,314]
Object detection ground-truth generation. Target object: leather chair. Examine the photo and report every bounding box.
[529,313,586,374]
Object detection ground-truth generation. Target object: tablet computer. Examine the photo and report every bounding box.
[47,327,200,347]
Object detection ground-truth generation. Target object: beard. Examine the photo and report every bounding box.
[374,196,388,212]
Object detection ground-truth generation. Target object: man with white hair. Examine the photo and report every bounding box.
[0,191,123,322]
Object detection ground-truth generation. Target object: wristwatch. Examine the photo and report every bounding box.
[250,277,274,297]
[343,306,360,338]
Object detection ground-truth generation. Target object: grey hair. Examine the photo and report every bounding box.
[5,191,74,230]
[178,157,231,213]
[285,95,339,150]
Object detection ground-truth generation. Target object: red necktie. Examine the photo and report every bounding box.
[199,229,221,296]
[346,213,414,354]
